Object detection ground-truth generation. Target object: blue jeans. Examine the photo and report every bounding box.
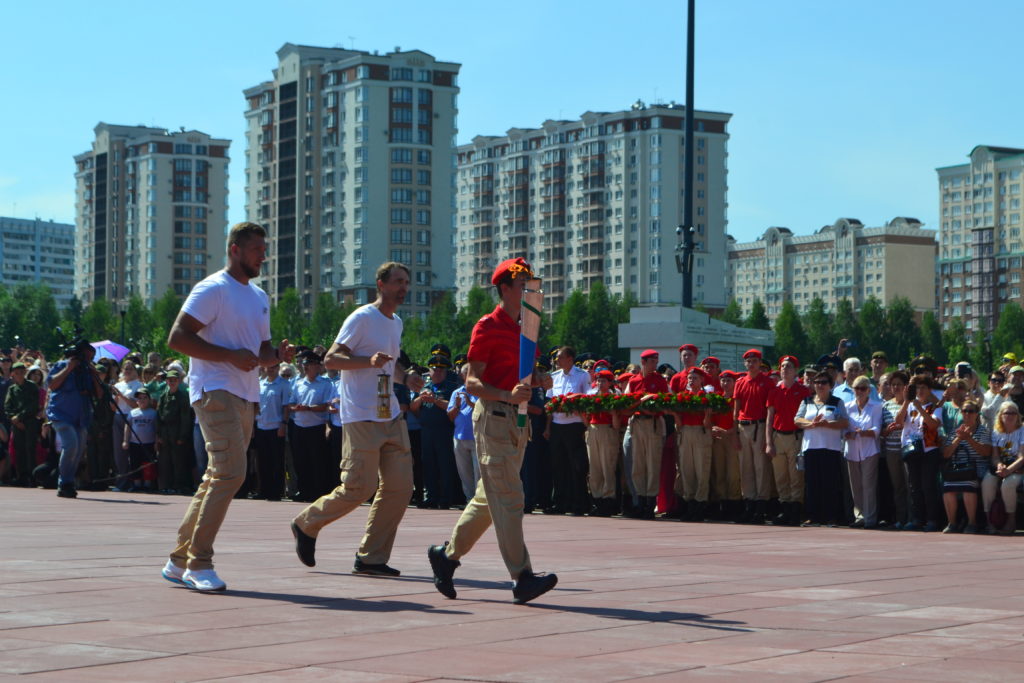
[55,422,89,488]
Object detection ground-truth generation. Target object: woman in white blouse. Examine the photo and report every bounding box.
[795,371,849,526]
[844,375,883,529]
[981,401,1024,534]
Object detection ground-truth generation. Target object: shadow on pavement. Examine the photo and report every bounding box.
[206,588,472,616]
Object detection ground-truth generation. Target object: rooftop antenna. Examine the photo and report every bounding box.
[348,36,355,50]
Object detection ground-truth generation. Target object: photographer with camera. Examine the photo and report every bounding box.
[47,334,103,498]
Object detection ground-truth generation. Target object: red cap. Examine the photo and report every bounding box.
[719,370,738,379]
[778,355,799,368]
[491,257,534,285]
[596,369,615,380]
[678,343,698,354]
[700,356,720,366]
[742,348,762,360]
[640,349,659,360]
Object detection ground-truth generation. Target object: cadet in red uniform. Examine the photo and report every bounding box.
[587,369,620,516]
[733,348,775,523]
[765,356,810,525]
[627,350,669,519]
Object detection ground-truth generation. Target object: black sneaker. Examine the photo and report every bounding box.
[290,522,316,567]
[512,570,558,605]
[352,556,400,576]
[56,485,77,499]
[427,542,460,599]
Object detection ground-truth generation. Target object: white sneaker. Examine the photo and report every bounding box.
[162,560,186,585]
[182,568,227,592]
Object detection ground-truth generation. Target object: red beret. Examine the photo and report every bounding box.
[678,343,698,354]
[700,356,720,366]
[640,349,659,359]
[596,369,615,380]
[778,355,799,367]
[491,257,534,285]
[719,370,738,379]
[742,348,762,360]
[687,367,710,384]
[616,372,633,382]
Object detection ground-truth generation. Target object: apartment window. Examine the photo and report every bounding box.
[392,169,413,184]
[174,144,192,154]
[418,89,432,106]
[391,128,413,143]
[356,66,369,79]
[391,189,413,203]
[391,67,413,81]
[417,150,431,165]
[392,148,412,163]
[391,209,412,224]
[417,170,431,185]
[391,87,413,103]
[416,209,431,225]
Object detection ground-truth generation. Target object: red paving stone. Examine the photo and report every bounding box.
[3,488,1024,680]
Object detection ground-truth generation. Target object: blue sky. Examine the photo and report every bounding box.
[2,0,1022,243]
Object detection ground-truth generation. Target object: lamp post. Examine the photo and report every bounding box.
[675,0,696,309]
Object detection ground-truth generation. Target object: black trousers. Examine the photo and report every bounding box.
[421,424,457,507]
[549,422,590,513]
[254,427,286,500]
[905,449,942,525]
[804,448,844,524]
[289,422,327,501]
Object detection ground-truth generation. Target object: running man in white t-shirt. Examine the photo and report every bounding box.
[161,222,296,592]
[291,261,424,576]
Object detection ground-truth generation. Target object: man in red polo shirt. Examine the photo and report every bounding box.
[733,348,775,523]
[711,370,741,520]
[627,349,669,519]
[765,355,810,526]
[428,257,557,605]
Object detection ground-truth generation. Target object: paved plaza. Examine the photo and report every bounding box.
[3,488,1024,681]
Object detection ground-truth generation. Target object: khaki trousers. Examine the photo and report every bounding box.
[293,418,413,564]
[630,416,664,497]
[170,390,254,571]
[738,422,771,500]
[677,425,713,502]
[446,399,531,579]
[770,432,804,503]
[710,434,741,501]
[587,423,619,499]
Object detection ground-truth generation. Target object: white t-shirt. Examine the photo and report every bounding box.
[127,407,157,445]
[992,428,1024,466]
[114,379,142,413]
[335,304,402,424]
[181,270,270,404]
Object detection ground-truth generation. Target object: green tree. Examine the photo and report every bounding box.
[886,296,922,363]
[64,294,84,330]
[422,292,461,361]
[583,281,618,359]
[942,318,969,368]
[455,285,495,335]
[772,300,809,362]
[833,298,862,351]
[719,299,743,326]
[968,324,990,374]
[149,288,182,359]
[550,290,588,354]
[270,288,306,345]
[743,298,771,330]
[81,297,118,344]
[803,296,834,357]
[12,284,62,356]
[307,292,352,349]
[993,301,1024,362]
[124,294,155,354]
[857,296,888,358]
[919,311,945,365]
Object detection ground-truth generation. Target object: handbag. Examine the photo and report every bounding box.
[942,459,977,482]
[900,438,925,462]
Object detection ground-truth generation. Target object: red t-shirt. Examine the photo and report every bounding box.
[627,371,669,395]
[467,305,519,392]
[589,391,616,425]
[679,410,706,426]
[713,396,734,430]
[668,370,689,394]
[733,372,774,421]
[767,380,811,431]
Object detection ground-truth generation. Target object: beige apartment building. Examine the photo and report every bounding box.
[0,216,75,308]
[726,217,937,324]
[74,124,230,306]
[454,102,731,310]
[937,145,1024,332]
[244,43,460,315]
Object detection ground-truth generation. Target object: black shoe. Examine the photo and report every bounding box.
[290,522,316,567]
[513,570,558,605]
[428,542,460,599]
[56,485,77,499]
[352,556,400,576]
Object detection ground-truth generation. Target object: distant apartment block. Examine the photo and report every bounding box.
[454,101,731,310]
[0,216,75,308]
[726,217,937,323]
[937,145,1024,332]
[74,124,230,306]
[244,43,460,315]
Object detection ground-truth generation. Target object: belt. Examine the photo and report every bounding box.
[738,419,765,426]
[774,429,798,435]
[633,414,658,420]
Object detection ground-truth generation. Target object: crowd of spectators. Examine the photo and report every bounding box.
[3,334,1024,537]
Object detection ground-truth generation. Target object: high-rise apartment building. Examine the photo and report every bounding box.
[454,102,730,310]
[73,124,230,306]
[244,43,460,314]
[726,217,937,323]
[937,145,1024,332]
[0,216,76,308]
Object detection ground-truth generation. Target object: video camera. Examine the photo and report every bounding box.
[55,325,92,362]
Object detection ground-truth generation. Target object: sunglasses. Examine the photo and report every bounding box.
[962,408,980,414]
[991,378,1005,383]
